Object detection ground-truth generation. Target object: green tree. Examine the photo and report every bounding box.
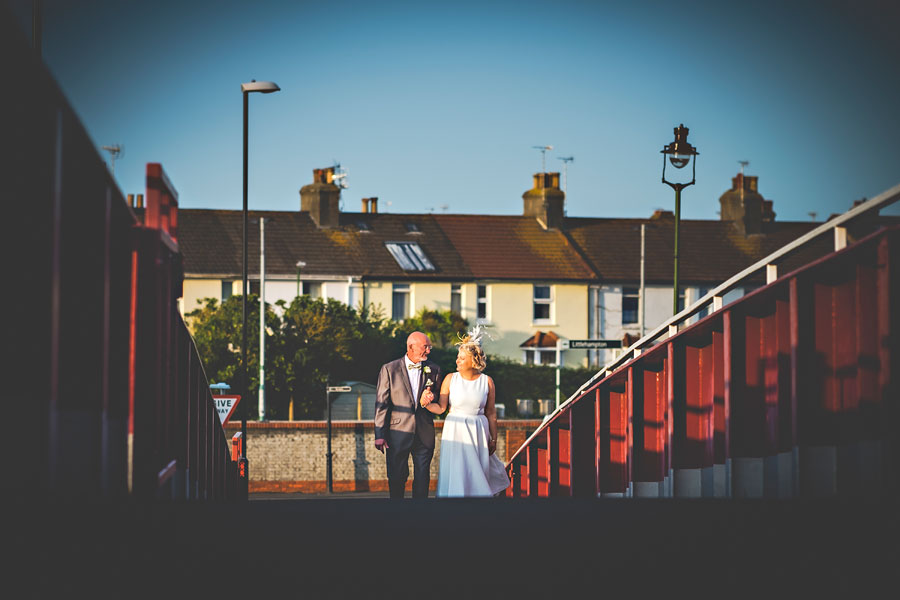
[186,294,283,420]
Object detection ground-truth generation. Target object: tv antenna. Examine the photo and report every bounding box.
[331,161,349,189]
[102,144,124,178]
[808,211,817,222]
[532,145,553,173]
[439,204,448,212]
[557,156,574,196]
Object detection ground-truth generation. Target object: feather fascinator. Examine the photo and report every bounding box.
[456,323,493,347]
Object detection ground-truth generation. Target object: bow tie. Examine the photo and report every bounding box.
[407,363,422,370]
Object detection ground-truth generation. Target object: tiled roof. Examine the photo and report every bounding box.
[148,206,894,286]
[564,216,827,285]
[172,209,471,280]
[519,331,560,348]
[432,215,596,281]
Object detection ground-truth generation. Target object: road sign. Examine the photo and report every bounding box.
[564,339,623,349]
[213,395,241,426]
[327,386,352,392]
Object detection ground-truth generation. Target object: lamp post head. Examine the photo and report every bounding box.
[241,80,281,94]
[661,123,698,169]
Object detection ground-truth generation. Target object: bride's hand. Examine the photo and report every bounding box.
[420,387,434,406]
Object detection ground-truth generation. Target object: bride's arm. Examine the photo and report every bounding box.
[485,376,498,455]
[424,373,451,415]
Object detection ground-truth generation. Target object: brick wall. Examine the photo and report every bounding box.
[223,420,543,493]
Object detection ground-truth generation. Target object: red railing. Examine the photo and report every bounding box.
[507,191,900,498]
[7,10,240,500]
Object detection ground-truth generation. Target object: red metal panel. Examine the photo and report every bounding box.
[606,387,628,494]
[635,367,666,483]
[682,342,714,469]
[775,299,794,453]
[557,427,572,495]
[855,263,880,442]
[569,396,597,497]
[713,330,728,466]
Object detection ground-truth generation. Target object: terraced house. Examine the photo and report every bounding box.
[155,166,843,369]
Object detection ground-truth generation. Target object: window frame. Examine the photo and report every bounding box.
[532,284,552,324]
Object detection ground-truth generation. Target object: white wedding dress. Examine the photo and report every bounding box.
[436,372,510,497]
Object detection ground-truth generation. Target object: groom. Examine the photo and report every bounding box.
[374,331,442,499]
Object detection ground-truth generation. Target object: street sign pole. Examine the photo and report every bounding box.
[326,387,333,494]
[555,339,563,410]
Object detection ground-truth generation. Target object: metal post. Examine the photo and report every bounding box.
[555,340,562,410]
[640,223,646,338]
[32,0,41,58]
[326,388,333,493]
[258,217,266,421]
[673,186,681,316]
[241,90,249,470]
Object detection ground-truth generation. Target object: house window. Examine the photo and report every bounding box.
[249,280,260,296]
[302,281,321,298]
[392,284,410,321]
[677,287,686,313]
[697,287,711,319]
[451,284,461,315]
[221,281,233,302]
[477,284,487,320]
[524,349,557,365]
[533,285,551,322]
[385,242,435,271]
[622,287,639,324]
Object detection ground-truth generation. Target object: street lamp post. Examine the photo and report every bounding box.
[241,79,280,492]
[660,124,698,316]
[296,260,306,297]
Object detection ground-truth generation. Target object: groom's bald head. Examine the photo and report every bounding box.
[406,331,432,363]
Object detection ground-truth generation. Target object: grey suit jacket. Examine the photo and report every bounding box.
[373,357,442,449]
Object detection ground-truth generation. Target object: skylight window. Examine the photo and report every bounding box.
[356,221,371,231]
[385,242,435,271]
[405,222,421,233]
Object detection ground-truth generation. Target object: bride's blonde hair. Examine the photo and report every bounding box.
[456,324,488,371]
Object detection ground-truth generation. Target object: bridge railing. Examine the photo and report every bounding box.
[507,185,900,498]
[6,10,238,501]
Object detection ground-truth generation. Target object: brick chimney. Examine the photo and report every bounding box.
[523,172,565,230]
[300,167,341,228]
[718,172,774,235]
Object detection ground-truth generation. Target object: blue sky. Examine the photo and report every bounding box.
[8,0,900,221]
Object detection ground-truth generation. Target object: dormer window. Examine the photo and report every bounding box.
[385,242,435,271]
[405,222,421,233]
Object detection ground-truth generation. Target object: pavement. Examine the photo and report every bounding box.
[251,490,391,500]
[7,494,897,597]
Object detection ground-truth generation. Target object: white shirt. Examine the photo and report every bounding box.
[405,356,421,408]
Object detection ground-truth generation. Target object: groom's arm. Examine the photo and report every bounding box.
[374,363,391,450]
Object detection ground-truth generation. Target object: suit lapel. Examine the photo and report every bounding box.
[398,358,416,408]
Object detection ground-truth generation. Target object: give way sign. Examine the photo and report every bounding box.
[213,395,241,426]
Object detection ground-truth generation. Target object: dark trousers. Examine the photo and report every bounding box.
[386,434,434,499]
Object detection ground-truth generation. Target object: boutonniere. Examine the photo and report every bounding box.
[423,366,431,375]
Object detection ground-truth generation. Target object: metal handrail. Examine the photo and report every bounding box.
[508,181,900,464]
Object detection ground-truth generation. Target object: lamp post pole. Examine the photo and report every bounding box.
[258,217,267,422]
[660,124,698,317]
[240,80,280,497]
[296,260,306,298]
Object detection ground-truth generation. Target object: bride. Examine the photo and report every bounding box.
[421,326,510,497]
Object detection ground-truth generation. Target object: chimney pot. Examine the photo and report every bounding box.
[136,194,144,208]
[370,197,378,213]
[127,193,134,207]
[361,198,369,213]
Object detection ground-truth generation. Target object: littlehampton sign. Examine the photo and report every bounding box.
[559,339,623,350]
